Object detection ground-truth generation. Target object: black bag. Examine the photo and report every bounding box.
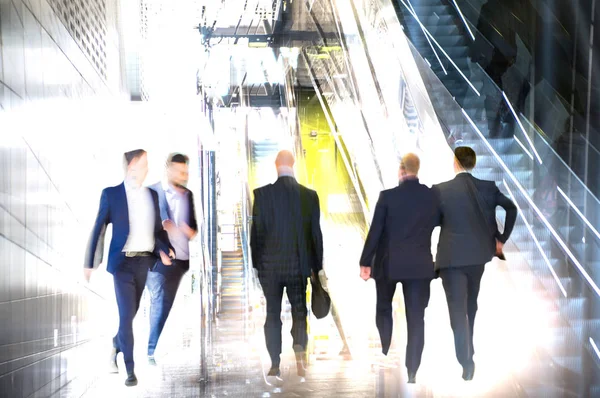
[311,274,331,319]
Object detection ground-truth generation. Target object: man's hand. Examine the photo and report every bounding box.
[180,222,197,240]
[360,266,371,281]
[496,240,504,256]
[318,270,329,293]
[83,268,94,283]
[163,219,177,234]
[160,250,173,266]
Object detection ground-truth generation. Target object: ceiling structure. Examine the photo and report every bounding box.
[196,0,342,108]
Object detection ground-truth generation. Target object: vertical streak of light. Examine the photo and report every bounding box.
[503,180,567,297]
[513,135,534,160]
[583,0,597,231]
[557,186,600,240]
[501,91,542,164]
[451,0,475,40]
[404,0,447,75]
[590,337,600,360]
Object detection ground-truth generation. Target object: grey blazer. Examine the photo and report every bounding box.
[433,173,517,270]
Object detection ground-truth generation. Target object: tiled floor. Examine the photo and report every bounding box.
[64,244,548,397]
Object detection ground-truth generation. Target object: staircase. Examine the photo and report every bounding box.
[391,1,600,392]
[396,0,480,107]
[250,138,281,189]
[466,137,589,396]
[218,203,246,320]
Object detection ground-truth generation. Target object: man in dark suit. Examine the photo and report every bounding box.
[146,153,198,365]
[359,153,438,384]
[84,149,174,387]
[250,150,323,380]
[433,146,517,381]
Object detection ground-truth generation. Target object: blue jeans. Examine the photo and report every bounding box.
[113,256,155,374]
[146,259,188,356]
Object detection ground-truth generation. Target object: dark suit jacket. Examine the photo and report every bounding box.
[359,178,438,281]
[250,176,323,279]
[433,173,517,270]
[84,182,173,274]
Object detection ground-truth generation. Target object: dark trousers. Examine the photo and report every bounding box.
[146,259,188,357]
[112,256,155,374]
[439,264,485,369]
[375,278,431,373]
[259,270,308,367]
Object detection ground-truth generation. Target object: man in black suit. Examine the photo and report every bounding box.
[433,146,517,381]
[250,150,323,379]
[84,149,174,386]
[146,153,198,365]
[359,153,438,384]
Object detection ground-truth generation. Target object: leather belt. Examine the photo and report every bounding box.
[125,251,153,257]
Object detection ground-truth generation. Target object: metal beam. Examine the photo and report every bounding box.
[208,29,339,43]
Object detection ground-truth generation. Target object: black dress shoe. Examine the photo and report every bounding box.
[125,372,138,387]
[407,371,417,384]
[462,363,475,381]
[267,367,280,377]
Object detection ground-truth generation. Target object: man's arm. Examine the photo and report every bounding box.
[359,192,387,270]
[311,191,324,273]
[177,190,199,241]
[250,189,263,269]
[83,189,110,281]
[188,191,199,233]
[84,189,110,269]
[495,186,517,243]
[431,185,443,227]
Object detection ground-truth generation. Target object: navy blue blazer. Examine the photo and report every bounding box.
[359,178,439,281]
[84,182,173,274]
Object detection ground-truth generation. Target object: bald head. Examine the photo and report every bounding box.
[275,150,295,168]
[399,153,420,179]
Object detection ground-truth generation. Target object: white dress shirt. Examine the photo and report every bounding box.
[163,181,191,260]
[122,181,155,253]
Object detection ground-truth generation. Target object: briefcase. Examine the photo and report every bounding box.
[311,274,331,319]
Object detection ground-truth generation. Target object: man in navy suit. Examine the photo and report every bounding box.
[359,153,438,384]
[84,149,174,387]
[433,146,517,381]
[146,153,198,365]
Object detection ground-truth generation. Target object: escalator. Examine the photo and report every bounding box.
[300,0,600,395]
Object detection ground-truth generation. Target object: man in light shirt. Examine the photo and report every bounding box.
[84,149,174,387]
[147,153,198,365]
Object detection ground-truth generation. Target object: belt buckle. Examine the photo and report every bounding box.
[125,251,136,257]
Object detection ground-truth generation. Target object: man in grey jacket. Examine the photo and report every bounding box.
[433,146,517,381]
